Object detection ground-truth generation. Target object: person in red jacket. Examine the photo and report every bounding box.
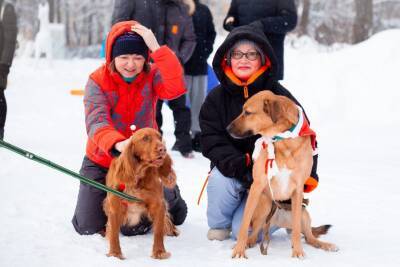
[72,21,188,236]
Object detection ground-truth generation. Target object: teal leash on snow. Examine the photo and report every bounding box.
[0,139,141,202]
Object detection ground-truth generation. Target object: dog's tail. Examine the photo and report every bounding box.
[311,224,332,237]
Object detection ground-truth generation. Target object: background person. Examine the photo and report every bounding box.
[184,0,216,152]
[0,0,17,140]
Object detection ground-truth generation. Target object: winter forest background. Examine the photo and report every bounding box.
[13,0,400,58]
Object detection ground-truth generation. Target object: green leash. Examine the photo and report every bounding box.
[0,139,141,202]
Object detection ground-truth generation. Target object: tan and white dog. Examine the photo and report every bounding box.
[227,91,338,258]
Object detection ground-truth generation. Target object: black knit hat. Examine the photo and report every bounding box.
[111,32,149,60]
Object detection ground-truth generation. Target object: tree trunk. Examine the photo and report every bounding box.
[353,0,373,44]
[297,0,311,36]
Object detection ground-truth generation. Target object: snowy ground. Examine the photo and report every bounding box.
[1,30,400,267]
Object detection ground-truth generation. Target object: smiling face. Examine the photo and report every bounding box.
[230,43,262,81]
[114,54,145,78]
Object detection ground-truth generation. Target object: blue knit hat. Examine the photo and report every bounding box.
[111,32,149,60]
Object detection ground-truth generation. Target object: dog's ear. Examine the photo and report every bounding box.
[280,98,299,125]
[263,99,281,123]
[118,140,140,181]
[158,154,176,189]
[263,97,298,125]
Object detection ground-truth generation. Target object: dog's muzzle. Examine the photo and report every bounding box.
[226,122,253,139]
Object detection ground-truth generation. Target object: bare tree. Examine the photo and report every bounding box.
[296,0,311,36]
[352,0,373,43]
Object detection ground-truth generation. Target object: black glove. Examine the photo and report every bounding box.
[311,154,319,182]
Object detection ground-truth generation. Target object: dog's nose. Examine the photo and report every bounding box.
[157,144,166,153]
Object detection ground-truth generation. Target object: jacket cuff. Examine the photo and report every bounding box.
[93,127,126,157]
[150,45,171,59]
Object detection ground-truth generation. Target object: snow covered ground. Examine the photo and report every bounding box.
[1,30,400,267]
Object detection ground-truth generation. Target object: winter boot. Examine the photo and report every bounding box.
[207,228,231,241]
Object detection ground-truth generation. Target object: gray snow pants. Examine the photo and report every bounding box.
[185,75,207,134]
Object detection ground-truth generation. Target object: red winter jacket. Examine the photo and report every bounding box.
[84,21,186,168]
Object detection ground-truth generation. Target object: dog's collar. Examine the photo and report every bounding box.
[252,105,304,161]
[253,105,317,157]
[272,105,304,142]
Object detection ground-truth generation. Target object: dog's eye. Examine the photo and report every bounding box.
[143,135,150,142]
[244,110,252,116]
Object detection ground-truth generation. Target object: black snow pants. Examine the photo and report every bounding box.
[156,94,192,154]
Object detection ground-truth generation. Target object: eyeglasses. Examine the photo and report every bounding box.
[230,51,260,61]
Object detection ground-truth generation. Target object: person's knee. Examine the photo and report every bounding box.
[164,185,188,225]
[207,168,242,201]
[169,197,187,225]
[71,213,106,235]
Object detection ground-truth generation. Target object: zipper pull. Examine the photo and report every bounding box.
[243,85,249,99]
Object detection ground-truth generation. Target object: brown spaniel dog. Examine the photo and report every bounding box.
[103,128,179,260]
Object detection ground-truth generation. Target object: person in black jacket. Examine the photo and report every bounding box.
[199,24,319,241]
[112,0,196,158]
[223,0,297,80]
[155,0,197,158]
[0,0,17,140]
[112,0,196,64]
[184,0,216,152]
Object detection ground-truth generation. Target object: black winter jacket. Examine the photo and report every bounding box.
[184,0,216,75]
[112,0,165,42]
[111,0,196,64]
[223,0,297,80]
[199,25,315,187]
[0,0,17,90]
[164,0,196,64]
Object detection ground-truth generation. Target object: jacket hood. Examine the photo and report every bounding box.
[105,20,142,64]
[212,23,279,87]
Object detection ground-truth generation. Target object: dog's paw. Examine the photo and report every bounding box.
[106,251,125,260]
[166,226,180,237]
[291,248,306,259]
[232,243,248,259]
[151,250,171,259]
[321,242,339,252]
[260,240,269,255]
[247,236,257,248]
